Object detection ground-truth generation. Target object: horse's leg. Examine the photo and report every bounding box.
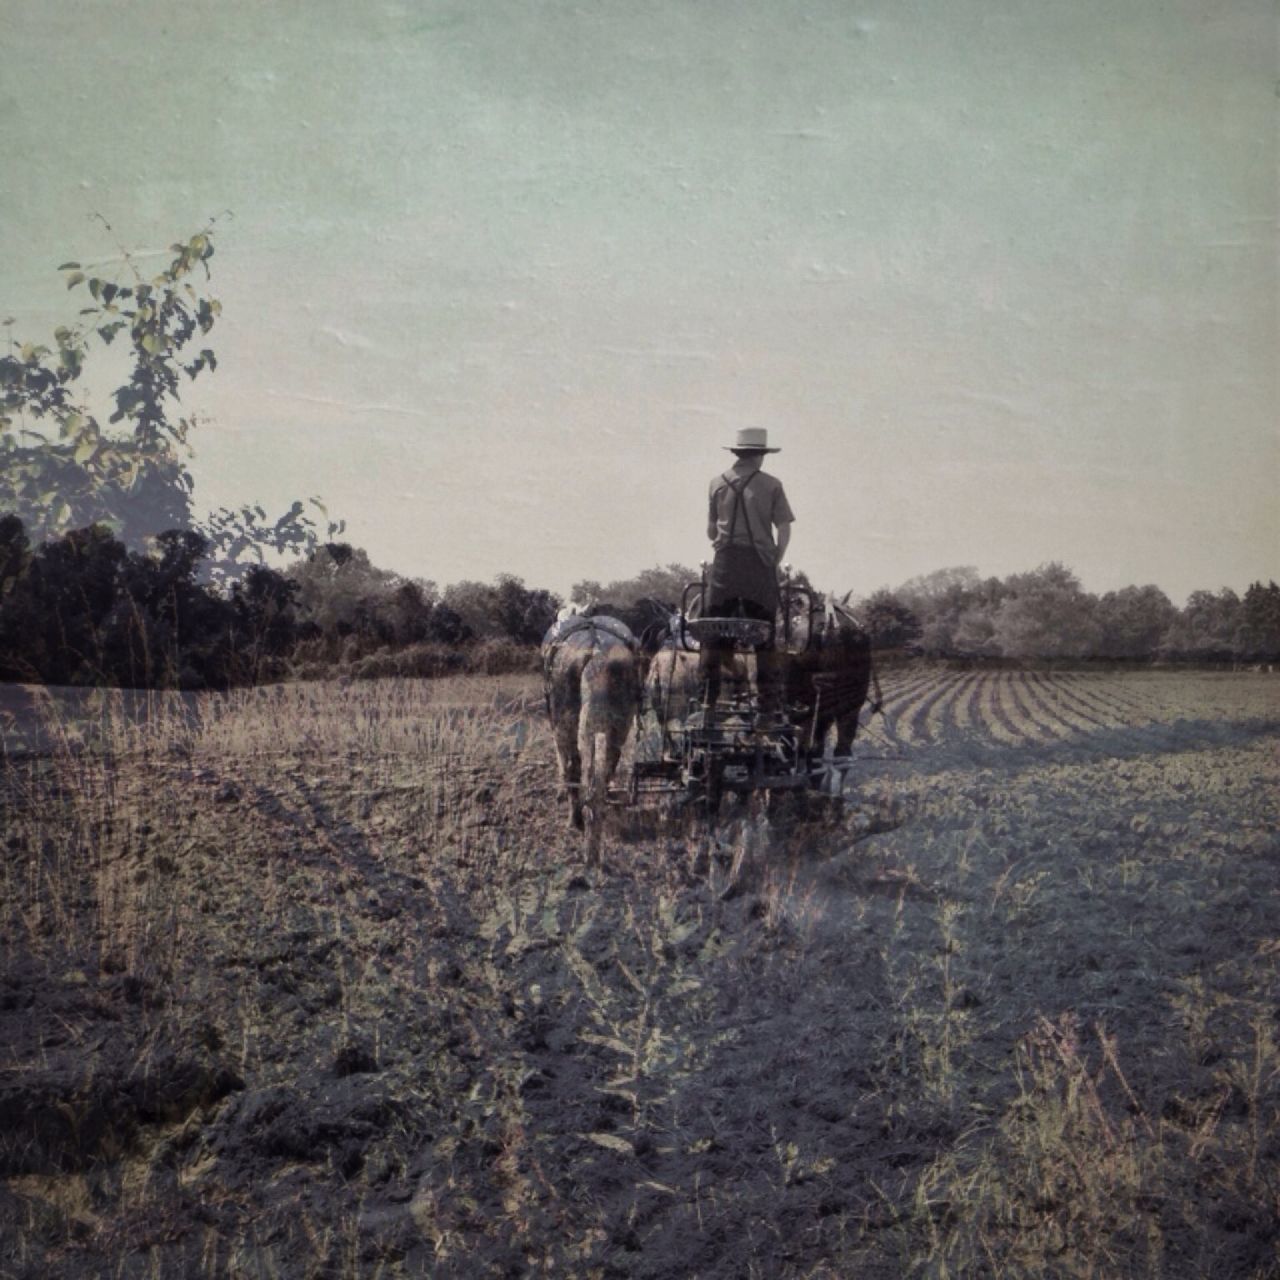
[835,660,873,755]
[550,679,584,830]
[582,652,639,864]
[834,712,855,756]
[578,670,610,863]
[582,730,607,865]
[603,712,629,791]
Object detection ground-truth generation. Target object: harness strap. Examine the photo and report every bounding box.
[542,617,640,717]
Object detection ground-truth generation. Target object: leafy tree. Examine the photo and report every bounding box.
[894,567,1013,657]
[991,562,1100,660]
[1159,588,1242,662]
[439,579,500,639]
[287,542,473,657]
[439,576,562,644]
[0,514,31,602]
[423,601,470,646]
[859,589,922,650]
[384,580,435,645]
[1094,585,1177,659]
[897,566,983,613]
[1238,581,1280,661]
[0,520,251,687]
[202,499,343,589]
[952,605,1000,657]
[230,566,300,681]
[287,542,401,639]
[103,529,241,687]
[0,523,129,683]
[570,563,697,611]
[0,224,339,581]
[491,574,562,645]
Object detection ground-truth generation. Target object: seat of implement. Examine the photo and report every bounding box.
[684,616,774,649]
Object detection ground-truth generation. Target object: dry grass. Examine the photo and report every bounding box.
[1,670,1277,1278]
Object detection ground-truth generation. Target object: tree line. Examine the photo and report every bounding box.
[857,564,1280,664]
[0,520,1274,689]
[0,517,570,688]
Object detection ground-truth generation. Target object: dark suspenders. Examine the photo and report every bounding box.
[722,471,761,549]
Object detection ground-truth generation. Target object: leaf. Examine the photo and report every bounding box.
[582,1133,634,1155]
[580,1033,633,1056]
[57,261,81,270]
[65,272,86,290]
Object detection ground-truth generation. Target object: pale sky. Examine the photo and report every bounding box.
[2,0,1276,604]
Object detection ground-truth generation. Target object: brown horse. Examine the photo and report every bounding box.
[782,601,875,757]
[541,610,641,859]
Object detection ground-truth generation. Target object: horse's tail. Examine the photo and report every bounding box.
[580,728,608,863]
[578,644,636,862]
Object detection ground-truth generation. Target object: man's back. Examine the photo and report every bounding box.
[708,462,794,565]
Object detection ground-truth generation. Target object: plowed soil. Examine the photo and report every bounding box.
[2,669,1277,1278]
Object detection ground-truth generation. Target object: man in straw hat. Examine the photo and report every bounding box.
[700,428,795,716]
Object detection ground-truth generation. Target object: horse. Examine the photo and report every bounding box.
[782,599,875,757]
[541,608,642,860]
[641,612,751,743]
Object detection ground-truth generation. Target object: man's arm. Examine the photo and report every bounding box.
[774,520,792,565]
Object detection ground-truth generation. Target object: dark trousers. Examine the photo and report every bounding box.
[698,597,781,713]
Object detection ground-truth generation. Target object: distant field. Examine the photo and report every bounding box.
[866,665,1277,756]
[2,668,1277,1278]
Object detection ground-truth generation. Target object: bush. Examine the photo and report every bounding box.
[465,637,541,677]
[349,644,467,681]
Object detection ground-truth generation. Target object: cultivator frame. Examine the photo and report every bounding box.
[620,570,858,818]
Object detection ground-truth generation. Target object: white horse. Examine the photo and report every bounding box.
[541,607,641,861]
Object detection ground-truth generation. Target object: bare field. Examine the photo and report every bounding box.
[1,669,1278,1278]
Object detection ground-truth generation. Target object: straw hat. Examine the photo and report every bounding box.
[724,427,780,453]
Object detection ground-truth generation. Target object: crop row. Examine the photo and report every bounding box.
[867,669,1277,749]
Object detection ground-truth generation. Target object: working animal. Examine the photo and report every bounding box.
[541,608,642,859]
[643,615,750,741]
[783,600,875,755]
